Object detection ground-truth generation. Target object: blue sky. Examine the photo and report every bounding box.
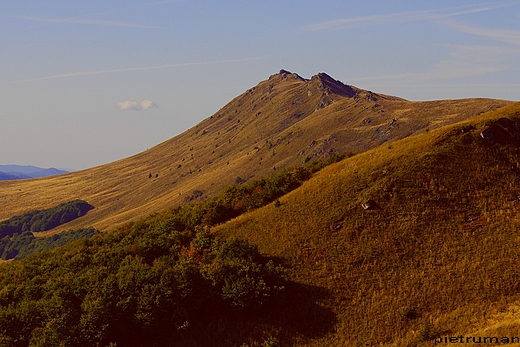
[1,1,520,170]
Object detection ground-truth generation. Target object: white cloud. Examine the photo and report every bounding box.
[117,100,158,111]
[140,100,159,110]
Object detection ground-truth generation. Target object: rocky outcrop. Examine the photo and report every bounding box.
[313,72,357,98]
[480,117,520,146]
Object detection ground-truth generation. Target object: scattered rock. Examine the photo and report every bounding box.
[184,190,204,202]
[364,91,378,102]
[317,94,333,110]
[235,177,246,184]
[362,199,379,210]
[373,127,390,140]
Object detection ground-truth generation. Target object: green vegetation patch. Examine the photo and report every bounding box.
[0,199,94,237]
[0,222,286,346]
[172,153,347,229]
[0,227,99,260]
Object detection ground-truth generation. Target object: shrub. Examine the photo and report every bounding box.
[418,320,438,342]
[200,238,286,310]
[263,336,280,347]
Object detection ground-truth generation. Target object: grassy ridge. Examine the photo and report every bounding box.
[1,103,520,346]
[0,71,511,233]
[215,103,520,345]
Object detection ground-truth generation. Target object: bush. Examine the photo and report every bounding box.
[200,238,286,310]
[263,336,280,347]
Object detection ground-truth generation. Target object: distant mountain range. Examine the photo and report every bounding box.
[0,165,69,180]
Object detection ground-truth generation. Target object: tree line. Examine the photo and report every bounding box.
[0,154,347,346]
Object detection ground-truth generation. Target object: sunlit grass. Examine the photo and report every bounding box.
[0,72,512,234]
[215,103,520,346]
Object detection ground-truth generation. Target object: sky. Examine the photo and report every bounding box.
[1,1,520,170]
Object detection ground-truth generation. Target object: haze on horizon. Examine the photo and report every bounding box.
[1,0,520,170]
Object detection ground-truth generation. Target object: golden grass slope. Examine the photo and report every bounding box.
[214,103,520,346]
[0,70,513,232]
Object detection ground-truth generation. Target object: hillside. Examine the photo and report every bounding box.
[0,70,513,232]
[1,103,519,346]
[212,102,520,346]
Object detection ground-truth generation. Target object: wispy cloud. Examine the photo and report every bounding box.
[301,2,519,32]
[301,1,520,93]
[349,44,515,84]
[14,15,157,28]
[303,11,435,32]
[12,57,266,83]
[448,22,520,46]
[13,0,190,29]
[117,100,158,111]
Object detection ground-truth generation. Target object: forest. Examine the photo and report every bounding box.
[0,228,99,260]
[0,155,346,347]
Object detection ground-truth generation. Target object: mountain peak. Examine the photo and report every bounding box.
[311,72,357,98]
[268,70,357,98]
[0,70,513,232]
[270,69,306,82]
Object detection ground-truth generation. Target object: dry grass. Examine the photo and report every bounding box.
[213,103,520,346]
[0,71,512,234]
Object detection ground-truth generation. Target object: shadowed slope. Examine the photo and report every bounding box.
[0,70,513,232]
[214,102,520,346]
